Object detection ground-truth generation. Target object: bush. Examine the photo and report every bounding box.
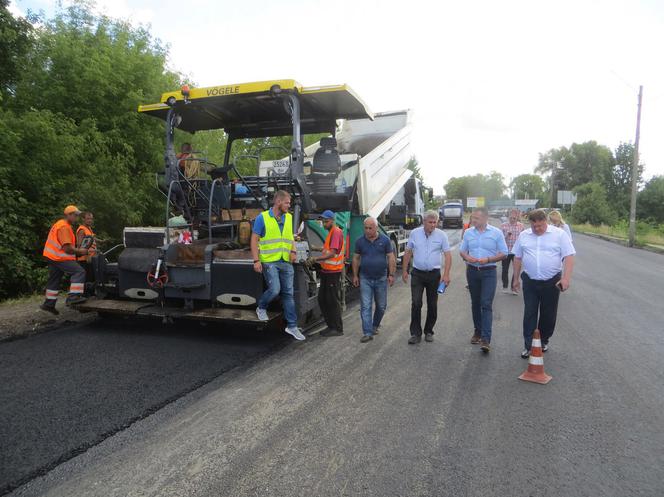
[571,182,617,226]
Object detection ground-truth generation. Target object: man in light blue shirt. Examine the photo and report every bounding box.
[402,211,452,344]
[512,209,575,357]
[459,206,508,353]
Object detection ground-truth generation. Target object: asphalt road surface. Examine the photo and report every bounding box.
[4,232,663,497]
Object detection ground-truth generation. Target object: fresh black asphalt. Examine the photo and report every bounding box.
[0,319,286,494]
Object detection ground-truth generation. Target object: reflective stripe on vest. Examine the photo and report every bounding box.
[258,211,293,263]
[320,226,345,272]
[43,219,76,261]
[76,225,96,261]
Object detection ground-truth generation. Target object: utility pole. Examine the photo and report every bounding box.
[550,162,557,208]
[628,85,643,248]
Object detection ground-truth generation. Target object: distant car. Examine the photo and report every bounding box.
[439,202,464,229]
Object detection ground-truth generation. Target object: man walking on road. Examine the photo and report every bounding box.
[352,217,396,343]
[251,190,305,341]
[512,209,575,357]
[402,211,452,344]
[309,210,346,337]
[500,208,524,294]
[459,206,508,353]
[40,205,90,315]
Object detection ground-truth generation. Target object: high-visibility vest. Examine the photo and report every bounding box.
[43,219,76,262]
[258,211,293,263]
[76,225,96,261]
[320,226,345,272]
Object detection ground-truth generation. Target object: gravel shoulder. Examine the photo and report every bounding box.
[0,295,95,342]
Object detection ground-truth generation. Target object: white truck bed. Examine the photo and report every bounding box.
[260,110,414,219]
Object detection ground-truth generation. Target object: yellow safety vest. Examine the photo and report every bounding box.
[258,211,294,263]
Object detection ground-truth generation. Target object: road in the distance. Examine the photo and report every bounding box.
[7,232,664,497]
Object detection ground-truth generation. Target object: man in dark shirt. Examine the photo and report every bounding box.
[352,217,396,343]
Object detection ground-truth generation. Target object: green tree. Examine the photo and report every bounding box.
[637,176,664,223]
[571,182,616,225]
[609,142,643,218]
[0,0,35,103]
[0,1,183,299]
[536,142,614,206]
[510,174,545,202]
[443,172,506,206]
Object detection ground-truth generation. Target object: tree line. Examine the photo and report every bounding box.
[0,1,302,300]
[443,140,663,227]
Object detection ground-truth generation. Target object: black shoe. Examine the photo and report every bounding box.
[360,335,373,343]
[424,333,434,342]
[320,328,344,337]
[408,335,421,345]
[39,303,59,316]
[65,295,87,306]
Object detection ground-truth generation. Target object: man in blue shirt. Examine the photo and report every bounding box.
[402,211,452,344]
[459,206,508,353]
[352,217,396,343]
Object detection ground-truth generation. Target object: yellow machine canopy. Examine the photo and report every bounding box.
[138,79,373,138]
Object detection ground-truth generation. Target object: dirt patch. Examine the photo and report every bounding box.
[0,295,95,342]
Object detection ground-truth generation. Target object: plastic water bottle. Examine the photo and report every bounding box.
[437,281,446,294]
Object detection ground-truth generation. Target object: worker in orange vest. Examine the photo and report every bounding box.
[76,211,99,291]
[309,210,346,337]
[40,205,90,315]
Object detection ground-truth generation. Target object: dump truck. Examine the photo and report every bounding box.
[439,200,464,229]
[78,79,422,329]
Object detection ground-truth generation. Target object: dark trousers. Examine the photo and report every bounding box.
[410,269,439,336]
[501,254,515,288]
[466,266,497,342]
[169,181,191,221]
[318,271,343,332]
[44,260,86,305]
[522,272,561,350]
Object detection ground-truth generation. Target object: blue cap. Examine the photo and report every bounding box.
[321,210,335,219]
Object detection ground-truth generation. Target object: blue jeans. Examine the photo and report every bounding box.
[360,276,387,336]
[466,266,497,342]
[258,261,297,328]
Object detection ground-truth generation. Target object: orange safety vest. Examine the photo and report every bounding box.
[320,226,345,272]
[43,219,76,262]
[76,225,97,261]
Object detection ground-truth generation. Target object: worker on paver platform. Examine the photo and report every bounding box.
[251,190,305,341]
[76,211,99,289]
[40,205,89,315]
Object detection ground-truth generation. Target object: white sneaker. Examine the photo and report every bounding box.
[255,307,269,321]
[511,290,519,296]
[502,288,511,294]
[521,349,530,359]
[285,326,306,341]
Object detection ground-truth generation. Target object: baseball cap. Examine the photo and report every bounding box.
[64,205,81,215]
[321,210,335,219]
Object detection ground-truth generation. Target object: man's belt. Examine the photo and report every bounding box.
[466,264,496,271]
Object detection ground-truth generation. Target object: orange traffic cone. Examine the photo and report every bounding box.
[518,329,552,384]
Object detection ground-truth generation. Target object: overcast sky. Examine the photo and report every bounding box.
[10,0,664,194]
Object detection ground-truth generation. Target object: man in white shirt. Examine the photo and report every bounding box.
[511,209,576,358]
